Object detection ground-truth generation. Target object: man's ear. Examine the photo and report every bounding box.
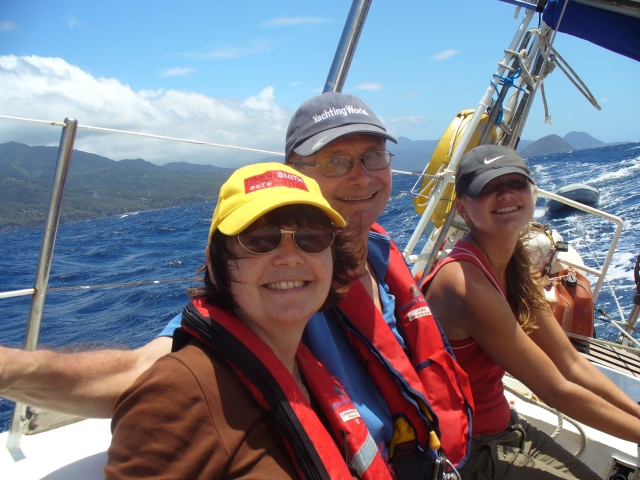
[205,246,215,284]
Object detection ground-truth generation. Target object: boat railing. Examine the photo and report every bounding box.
[0,114,288,454]
[398,2,638,351]
[1,0,374,454]
[534,189,639,349]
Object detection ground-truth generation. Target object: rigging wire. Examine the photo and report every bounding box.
[0,114,285,157]
[570,217,628,324]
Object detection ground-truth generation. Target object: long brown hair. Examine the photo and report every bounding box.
[504,228,550,333]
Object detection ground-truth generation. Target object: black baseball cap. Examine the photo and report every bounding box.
[455,145,534,198]
[285,92,397,160]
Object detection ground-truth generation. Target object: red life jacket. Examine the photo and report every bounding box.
[335,224,474,469]
[178,299,393,480]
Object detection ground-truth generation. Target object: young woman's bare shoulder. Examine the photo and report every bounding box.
[429,259,495,298]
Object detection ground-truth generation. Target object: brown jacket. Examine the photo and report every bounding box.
[104,339,299,479]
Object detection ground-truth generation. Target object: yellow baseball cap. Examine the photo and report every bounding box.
[208,162,346,243]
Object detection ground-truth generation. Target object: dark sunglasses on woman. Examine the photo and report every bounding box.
[238,225,335,255]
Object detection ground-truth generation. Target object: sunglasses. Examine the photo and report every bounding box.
[289,150,393,177]
[478,177,531,197]
[237,224,335,255]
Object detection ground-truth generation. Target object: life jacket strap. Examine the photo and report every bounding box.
[392,443,446,480]
[349,431,379,477]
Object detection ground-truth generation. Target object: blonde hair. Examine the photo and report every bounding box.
[505,228,550,333]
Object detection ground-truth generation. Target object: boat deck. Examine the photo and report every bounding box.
[573,338,640,378]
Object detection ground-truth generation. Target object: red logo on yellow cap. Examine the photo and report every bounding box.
[244,170,309,193]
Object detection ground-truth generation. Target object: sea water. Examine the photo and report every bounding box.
[1,142,639,431]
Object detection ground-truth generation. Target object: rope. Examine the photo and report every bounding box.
[489,68,528,126]
[547,47,601,110]
[540,82,552,124]
[0,114,285,157]
[493,68,527,93]
[503,383,587,457]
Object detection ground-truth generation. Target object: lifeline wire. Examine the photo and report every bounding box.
[0,277,200,300]
[571,217,628,324]
[0,114,285,157]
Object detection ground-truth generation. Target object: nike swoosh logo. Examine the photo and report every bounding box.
[484,155,505,164]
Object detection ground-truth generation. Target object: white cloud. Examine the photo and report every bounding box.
[0,21,18,33]
[184,40,274,60]
[139,89,165,99]
[401,92,419,98]
[0,55,291,167]
[351,82,383,92]
[262,16,328,27]
[388,115,426,132]
[601,97,609,102]
[67,16,84,29]
[429,49,458,62]
[389,115,425,125]
[159,67,195,77]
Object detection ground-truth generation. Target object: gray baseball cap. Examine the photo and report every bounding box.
[455,145,534,198]
[285,92,397,159]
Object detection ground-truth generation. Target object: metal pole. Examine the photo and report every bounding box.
[323,0,372,93]
[6,118,78,456]
[418,206,458,285]
[535,187,624,303]
[403,8,535,259]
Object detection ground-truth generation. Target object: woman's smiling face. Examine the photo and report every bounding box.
[457,173,534,234]
[227,216,334,339]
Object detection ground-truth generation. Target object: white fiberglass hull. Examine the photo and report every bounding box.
[504,367,640,479]
[0,418,110,480]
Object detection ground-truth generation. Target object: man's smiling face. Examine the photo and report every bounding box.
[290,134,392,229]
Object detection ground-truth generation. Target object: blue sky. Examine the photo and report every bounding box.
[1,0,638,167]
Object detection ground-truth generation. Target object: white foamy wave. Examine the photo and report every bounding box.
[603,252,637,282]
[585,158,640,184]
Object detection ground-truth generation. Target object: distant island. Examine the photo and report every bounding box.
[0,142,234,233]
[387,131,625,172]
[0,131,630,233]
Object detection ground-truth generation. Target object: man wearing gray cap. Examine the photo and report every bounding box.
[0,93,472,475]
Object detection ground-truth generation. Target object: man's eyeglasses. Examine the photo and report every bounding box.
[289,150,393,177]
[237,225,335,255]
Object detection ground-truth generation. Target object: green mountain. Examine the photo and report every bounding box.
[388,137,439,173]
[519,134,575,157]
[0,142,234,233]
[563,131,606,150]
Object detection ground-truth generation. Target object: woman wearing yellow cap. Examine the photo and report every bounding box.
[104,163,394,480]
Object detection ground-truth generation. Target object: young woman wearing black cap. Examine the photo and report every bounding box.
[423,145,640,479]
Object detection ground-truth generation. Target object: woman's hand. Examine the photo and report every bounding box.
[427,260,640,444]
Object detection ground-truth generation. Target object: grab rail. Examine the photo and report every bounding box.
[6,118,78,456]
[534,187,623,303]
